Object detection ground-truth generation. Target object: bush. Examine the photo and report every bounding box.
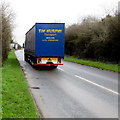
[65,13,119,63]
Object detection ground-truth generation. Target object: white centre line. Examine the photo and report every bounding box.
[57,67,65,71]
[74,75,119,95]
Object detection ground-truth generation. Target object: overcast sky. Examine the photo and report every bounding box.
[6,0,119,46]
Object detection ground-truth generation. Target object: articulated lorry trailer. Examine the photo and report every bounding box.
[24,23,65,68]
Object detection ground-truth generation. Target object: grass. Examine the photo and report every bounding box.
[2,50,40,118]
[0,67,2,119]
[64,56,120,72]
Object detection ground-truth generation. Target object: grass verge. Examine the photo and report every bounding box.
[0,68,2,119]
[2,50,40,118]
[64,56,119,72]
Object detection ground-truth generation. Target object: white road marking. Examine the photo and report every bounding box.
[74,75,119,95]
[57,67,65,71]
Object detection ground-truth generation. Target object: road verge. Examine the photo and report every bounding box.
[2,50,40,118]
[64,56,119,72]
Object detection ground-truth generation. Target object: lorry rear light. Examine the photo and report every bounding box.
[58,58,61,63]
[37,58,41,63]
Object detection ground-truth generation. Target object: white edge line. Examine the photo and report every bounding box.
[74,75,119,95]
[57,68,65,71]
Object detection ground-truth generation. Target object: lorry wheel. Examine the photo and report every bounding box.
[31,61,37,67]
[24,54,27,62]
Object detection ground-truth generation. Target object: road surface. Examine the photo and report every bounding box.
[15,50,119,118]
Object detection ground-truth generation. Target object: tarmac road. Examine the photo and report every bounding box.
[15,50,119,118]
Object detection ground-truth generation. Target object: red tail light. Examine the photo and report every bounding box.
[37,58,41,63]
[58,58,61,63]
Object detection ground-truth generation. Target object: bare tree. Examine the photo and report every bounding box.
[0,1,14,65]
[0,3,2,66]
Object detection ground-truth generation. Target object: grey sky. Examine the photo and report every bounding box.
[6,0,119,46]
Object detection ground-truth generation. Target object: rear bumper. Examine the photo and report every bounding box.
[35,64,63,65]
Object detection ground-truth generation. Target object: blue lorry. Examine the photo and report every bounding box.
[24,23,65,68]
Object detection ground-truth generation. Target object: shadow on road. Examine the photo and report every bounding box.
[32,65,57,71]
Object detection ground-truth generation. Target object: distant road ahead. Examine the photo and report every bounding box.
[15,50,118,118]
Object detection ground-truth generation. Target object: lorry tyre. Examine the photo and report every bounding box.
[24,54,27,62]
